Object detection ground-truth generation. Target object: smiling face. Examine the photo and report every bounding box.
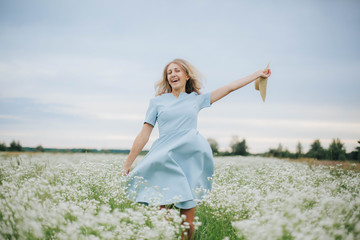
[166,63,189,92]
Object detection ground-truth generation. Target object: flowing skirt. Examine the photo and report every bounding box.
[125,129,214,209]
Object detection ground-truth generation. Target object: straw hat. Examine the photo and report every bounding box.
[254,62,270,102]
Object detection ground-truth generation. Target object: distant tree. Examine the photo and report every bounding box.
[266,148,275,157]
[266,144,280,158]
[9,140,23,152]
[306,139,326,160]
[328,138,346,161]
[283,148,292,158]
[81,149,93,153]
[230,136,248,156]
[347,150,359,161]
[207,138,219,154]
[272,143,283,157]
[35,145,45,152]
[295,142,303,158]
[267,143,293,158]
[0,142,7,151]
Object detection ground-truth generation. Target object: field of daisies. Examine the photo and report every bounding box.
[1,152,360,240]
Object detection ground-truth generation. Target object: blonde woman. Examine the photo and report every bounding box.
[123,59,271,239]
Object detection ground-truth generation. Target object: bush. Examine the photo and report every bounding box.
[35,145,45,152]
[327,138,346,161]
[207,138,219,154]
[9,140,23,152]
[306,139,326,160]
[230,136,248,156]
[0,142,7,151]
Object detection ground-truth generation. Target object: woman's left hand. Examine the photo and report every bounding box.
[257,68,271,78]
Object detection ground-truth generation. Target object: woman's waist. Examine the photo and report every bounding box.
[158,128,197,138]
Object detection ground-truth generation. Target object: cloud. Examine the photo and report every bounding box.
[0,56,157,97]
[198,101,360,153]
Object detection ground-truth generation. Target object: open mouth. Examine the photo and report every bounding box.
[171,79,179,83]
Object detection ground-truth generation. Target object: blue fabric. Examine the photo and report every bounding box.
[126,92,214,209]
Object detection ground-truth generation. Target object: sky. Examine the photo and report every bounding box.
[0,0,359,153]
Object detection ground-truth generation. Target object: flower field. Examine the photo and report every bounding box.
[1,152,359,240]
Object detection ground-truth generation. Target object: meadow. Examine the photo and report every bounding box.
[0,153,359,240]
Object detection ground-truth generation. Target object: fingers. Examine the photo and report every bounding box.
[263,68,270,74]
[262,68,271,77]
[121,168,130,176]
[266,69,271,77]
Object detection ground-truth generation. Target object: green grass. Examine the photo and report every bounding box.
[195,204,243,240]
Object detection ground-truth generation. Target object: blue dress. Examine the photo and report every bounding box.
[126,91,214,209]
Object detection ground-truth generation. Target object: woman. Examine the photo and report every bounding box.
[123,59,271,239]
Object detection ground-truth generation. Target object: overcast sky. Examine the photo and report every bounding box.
[1,0,359,153]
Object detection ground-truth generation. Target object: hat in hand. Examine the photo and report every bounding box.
[255,62,270,102]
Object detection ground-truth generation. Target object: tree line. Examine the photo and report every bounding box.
[0,140,135,154]
[1,138,359,161]
[207,136,360,161]
[0,140,27,152]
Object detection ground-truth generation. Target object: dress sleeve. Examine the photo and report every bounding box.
[197,92,212,110]
[144,99,157,127]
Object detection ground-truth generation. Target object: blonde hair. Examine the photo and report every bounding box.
[155,59,203,96]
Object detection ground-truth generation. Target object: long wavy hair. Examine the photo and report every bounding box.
[155,59,203,96]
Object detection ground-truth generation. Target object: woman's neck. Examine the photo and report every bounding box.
[171,88,186,98]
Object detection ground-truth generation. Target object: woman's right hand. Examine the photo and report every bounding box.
[122,165,131,176]
[121,123,153,176]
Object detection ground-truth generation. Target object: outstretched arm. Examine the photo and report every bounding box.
[123,123,154,175]
[210,68,271,104]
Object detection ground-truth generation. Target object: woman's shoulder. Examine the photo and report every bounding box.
[192,91,210,97]
[149,93,169,103]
